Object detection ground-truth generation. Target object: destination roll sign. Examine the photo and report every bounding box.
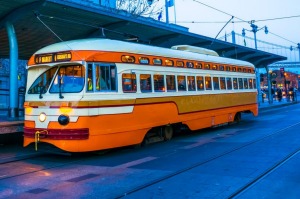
[35,51,72,64]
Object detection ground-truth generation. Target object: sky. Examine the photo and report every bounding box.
[157,0,300,54]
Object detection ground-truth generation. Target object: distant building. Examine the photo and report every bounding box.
[261,70,299,91]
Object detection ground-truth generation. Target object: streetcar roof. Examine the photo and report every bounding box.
[34,38,255,68]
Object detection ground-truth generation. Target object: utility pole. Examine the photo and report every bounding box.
[242,21,269,104]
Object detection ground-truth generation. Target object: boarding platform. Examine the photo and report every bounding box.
[0,116,24,134]
[259,94,298,110]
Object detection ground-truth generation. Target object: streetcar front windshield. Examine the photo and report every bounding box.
[28,66,58,94]
[28,65,85,94]
[50,65,84,93]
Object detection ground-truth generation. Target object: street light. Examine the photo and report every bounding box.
[242,21,269,104]
[242,21,268,50]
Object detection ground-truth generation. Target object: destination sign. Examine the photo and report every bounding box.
[35,54,53,64]
[54,52,72,61]
[35,51,72,64]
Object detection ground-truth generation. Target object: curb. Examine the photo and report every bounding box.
[259,101,298,111]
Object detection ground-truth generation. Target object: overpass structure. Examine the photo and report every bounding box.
[268,62,300,70]
[0,0,286,118]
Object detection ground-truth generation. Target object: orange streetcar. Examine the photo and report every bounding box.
[23,38,258,152]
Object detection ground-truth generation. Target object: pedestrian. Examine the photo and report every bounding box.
[277,88,282,102]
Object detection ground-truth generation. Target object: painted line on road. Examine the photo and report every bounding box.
[114,156,157,168]
[180,138,215,149]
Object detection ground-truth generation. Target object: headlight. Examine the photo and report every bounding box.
[39,112,47,122]
[58,115,70,125]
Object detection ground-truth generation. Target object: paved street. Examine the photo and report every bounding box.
[0,101,300,198]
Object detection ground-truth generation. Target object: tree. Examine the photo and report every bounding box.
[116,0,162,19]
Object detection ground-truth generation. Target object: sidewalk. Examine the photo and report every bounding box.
[0,115,24,134]
[259,96,298,110]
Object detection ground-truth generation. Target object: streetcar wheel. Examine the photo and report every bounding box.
[163,125,173,141]
[234,112,241,123]
[141,133,151,147]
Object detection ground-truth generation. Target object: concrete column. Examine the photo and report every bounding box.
[6,21,19,118]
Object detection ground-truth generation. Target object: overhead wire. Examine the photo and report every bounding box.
[269,32,298,45]
[188,0,299,45]
[191,0,247,22]
[34,12,141,41]
[175,14,300,24]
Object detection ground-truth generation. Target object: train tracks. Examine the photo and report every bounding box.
[115,121,300,198]
[1,106,300,198]
[229,145,300,198]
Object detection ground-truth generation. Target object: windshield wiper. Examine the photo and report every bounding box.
[58,75,64,99]
[39,86,44,99]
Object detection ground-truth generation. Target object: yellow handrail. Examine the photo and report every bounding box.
[34,130,48,151]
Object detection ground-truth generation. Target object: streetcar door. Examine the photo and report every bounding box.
[86,63,117,92]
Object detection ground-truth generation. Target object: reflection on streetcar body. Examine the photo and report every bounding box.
[23,38,258,152]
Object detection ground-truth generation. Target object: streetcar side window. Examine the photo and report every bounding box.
[205,76,212,90]
[187,76,196,91]
[226,77,233,90]
[204,64,210,70]
[165,59,174,66]
[253,79,257,89]
[177,75,186,91]
[87,64,93,91]
[238,78,243,89]
[196,76,204,91]
[95,64,116,91]
[140,74,152,93]
[166,75,176,92]
[220,77,226,90]
[213,77,220,90]
[95,65,108,91]
[154,75,165,92]
[248,78,253,89]
[243,78,249,89]
[176,61,184,67]
[122,73,137,93]
[187,62,194,68]
[233,78,238,89]
[195,62,202,69]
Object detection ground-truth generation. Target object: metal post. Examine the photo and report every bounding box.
[251,23,261,105]
[253,31,257,49]
[284,73,287,96]
[6,21,19,118]
[250,23,258,49]
[231,31,236,44]
[298,43,300,62]
[165,0,169,24]
[266,66,273,104]
[256,68,261,105]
